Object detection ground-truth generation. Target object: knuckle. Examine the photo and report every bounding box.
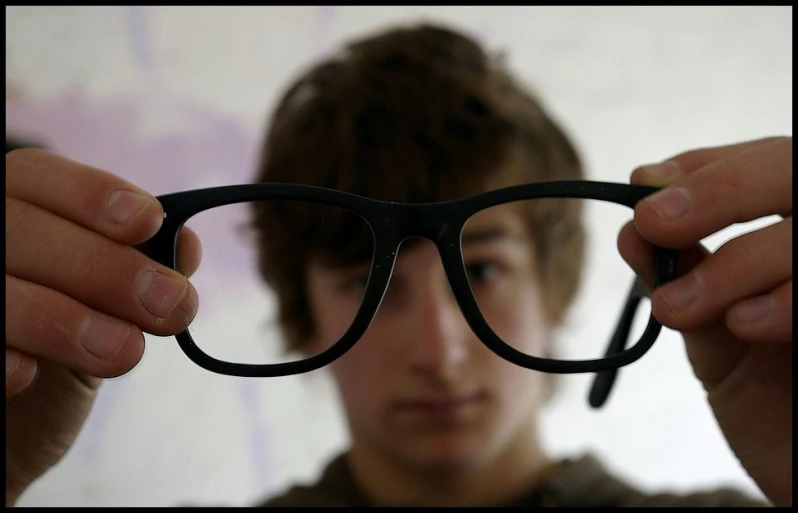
[715,157,747,193]
[80,242,145,304]
[724,311,754,339]
[727,234,760,267]
[5,147,47,171]
[44,317,82,357]
[5,196,34,248]
[773,135,792,149]
[717,220,791,279]
[672,149,711,173]
[706,242,758,299]
[5,148,55,187]
[81,240,117,284]
[9,279,140,375]
[698,158,750,223]
[15,283,81,355]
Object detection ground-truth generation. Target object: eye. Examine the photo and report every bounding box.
[465,261,503,285]
[339,274,369,296]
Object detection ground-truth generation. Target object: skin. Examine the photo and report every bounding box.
[5,150,201,506]
[305,206,554,506]
[4,136,792,506]
[617,136,792,507]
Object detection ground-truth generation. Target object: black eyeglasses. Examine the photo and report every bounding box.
[141,180,678,408]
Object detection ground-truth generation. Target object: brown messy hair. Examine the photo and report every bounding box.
[252,23,585,354]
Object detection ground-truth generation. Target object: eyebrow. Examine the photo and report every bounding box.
[461,226,525,248]
[318,226,526,270]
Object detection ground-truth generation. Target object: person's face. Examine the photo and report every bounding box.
[305,203,551,472]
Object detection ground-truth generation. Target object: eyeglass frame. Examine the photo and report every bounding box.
[141,180,679,408]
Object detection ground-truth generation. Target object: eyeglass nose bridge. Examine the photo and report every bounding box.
[388,202,463,243]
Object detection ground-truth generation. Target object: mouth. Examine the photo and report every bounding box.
[394,391,488,420]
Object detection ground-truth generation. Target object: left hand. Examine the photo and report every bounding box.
[617,136,792,507]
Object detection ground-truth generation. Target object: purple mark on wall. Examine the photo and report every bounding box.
[6,92,256,195]
[238,380,275,489]
[126,6,153,73]
[6,89,268,470]
[4,7,341,479]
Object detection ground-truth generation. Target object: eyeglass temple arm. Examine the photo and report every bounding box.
[587,276,649,409]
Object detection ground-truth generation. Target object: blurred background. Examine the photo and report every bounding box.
[6,6,791,507]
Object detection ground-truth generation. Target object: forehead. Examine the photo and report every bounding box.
[394,201,531,257]
[462,201,530,241]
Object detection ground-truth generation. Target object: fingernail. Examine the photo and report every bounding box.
[107,190,154,225]
[138,270,188,320]
[734,295,773,324]
[6,353,21,380]
[81,317,131,361]
[640,161,680,178]
[645,187,691,221]
[660,273,702,314]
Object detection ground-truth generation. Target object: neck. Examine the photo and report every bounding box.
[347,418,555,506]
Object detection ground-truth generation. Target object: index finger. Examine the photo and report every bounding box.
[630,136,787,187]
[632,136,792,248]
[6,149,164,245]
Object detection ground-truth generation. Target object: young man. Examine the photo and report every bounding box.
[250,24,583,506]
[5,24,791,507]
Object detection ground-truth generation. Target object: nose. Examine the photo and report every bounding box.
[401,256,471,377]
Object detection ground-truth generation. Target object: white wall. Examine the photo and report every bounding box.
[6,6,791,507]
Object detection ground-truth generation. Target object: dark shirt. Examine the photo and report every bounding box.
[257,451,769,507]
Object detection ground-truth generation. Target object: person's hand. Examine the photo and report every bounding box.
[5,150,201,506]
[618,136,792,507]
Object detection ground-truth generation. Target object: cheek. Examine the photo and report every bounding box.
[328,332,391,415]
[489,333,549,414]
[494,288,549,355]
[310,298,362,350]
[497,292,551,407]
[497,355,546,389]
[306,297,370,362]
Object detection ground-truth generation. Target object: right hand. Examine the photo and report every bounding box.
[5,149,201,506]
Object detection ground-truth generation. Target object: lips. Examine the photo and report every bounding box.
[394,391,487,419]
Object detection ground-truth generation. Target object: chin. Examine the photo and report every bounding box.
[399,424,497,474]
[381,393,508,473]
